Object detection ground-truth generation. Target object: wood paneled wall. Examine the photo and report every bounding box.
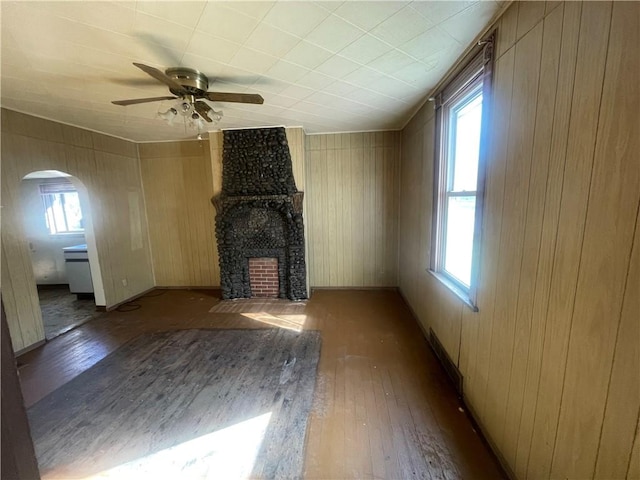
[139,140,218,287]
[1,109,155,352]
[141,129,400,290]
[284,128,311,294]
[305,132,400,287]
[398,2,639,479]
[139,128,307,288]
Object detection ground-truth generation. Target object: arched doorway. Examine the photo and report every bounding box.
[20,170,105,340]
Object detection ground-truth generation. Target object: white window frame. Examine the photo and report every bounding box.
[430,35,494,311]
[39,182,85,236]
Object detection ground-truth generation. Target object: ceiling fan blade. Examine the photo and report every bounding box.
[194,101,213,122]
[132,62,186,95]
[205,92,264,104]
[111,96,177,106]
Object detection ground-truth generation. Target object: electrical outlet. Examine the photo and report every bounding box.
[121,278,128,287]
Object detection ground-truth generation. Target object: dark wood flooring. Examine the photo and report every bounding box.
[37,285,98,340]
[18,288,506,479]
[28,328,320,479]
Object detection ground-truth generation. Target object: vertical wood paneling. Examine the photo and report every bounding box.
[141,128,306,289]
[545,1,562,16]
[321,144,332,286]
[336,148,346,286]
[501,6,563,466]
[305,132,400,287]
[382,132,398,286]
[414,115,440,346]
[516,2,545,39]
[467,46,516,420]
[398,2,640,478]
[398,127,417,297]
[0,158,44,351]
[351,143,365,286]
[1,110,154,351]
[495,2,519,59]
[285,127,310,293]
[274,127,311,293]
[629,427,640,479]
[483,22,543,451]
[594,209,640,478]
[139,141,217,287]
[363,139,376,286]
[528,3,612,478]
[1,230,30,351]
[374,145,384,284]
[513,4,582,476]
[551,1,639,475]
[209,131,223,197]
[328,138,341,286]
[307,149,323,284]
[286,127,306,192]
[209,131,224,287]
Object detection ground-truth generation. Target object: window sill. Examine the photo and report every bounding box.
[49,232,85,237]
[427,269,479,312]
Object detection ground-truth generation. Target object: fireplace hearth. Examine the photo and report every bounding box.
[213,127,307,300]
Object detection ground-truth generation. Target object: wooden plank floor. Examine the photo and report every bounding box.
[18,289,506,479]
[29,329,320,479]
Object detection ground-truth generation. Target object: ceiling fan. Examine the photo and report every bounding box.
[111,63,264,123]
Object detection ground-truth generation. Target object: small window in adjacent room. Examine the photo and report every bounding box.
[39,182,84,235]
[430,34,494,310]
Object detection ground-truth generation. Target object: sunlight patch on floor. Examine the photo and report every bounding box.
[80,412,272,480]
[241,312,307,332]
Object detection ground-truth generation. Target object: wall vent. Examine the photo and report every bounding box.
[428,328,463,396]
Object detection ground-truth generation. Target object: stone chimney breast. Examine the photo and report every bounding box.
[213,127,307,300]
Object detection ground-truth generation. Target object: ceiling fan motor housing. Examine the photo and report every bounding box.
[165,67,209,97]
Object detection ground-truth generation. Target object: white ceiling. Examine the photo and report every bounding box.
[1,1,503,142]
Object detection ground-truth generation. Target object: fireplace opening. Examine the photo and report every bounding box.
[249,258,279,298]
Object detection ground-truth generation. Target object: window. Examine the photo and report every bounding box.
[40,182,84,235]
[430,35,494,309]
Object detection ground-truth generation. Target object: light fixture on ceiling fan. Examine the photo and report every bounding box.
[157,95,223,138]
[112,63,263,137]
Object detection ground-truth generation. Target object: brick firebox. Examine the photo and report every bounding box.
[248,258,279,298]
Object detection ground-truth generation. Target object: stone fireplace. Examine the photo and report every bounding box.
[213,127,307,300]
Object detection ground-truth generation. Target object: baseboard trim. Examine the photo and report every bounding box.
[106,287,224,311]
[310,286,398,291]
[36,284,69,290]
[397,288,428,335]
[16,339,46,357]
[427,327,463,396]
[105,287,156,312]
[154,286,221,290]
[461,397,517,480]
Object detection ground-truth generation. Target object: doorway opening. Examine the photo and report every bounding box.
[21,170,105,340]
